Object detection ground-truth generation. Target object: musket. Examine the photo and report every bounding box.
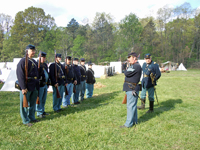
[150,73,159,105]
[72,53,76,93]
[122,94,127,104]
[55,50,61,98]
[64,56,68,95]
[36,51,41,105]
[23,50,29,107]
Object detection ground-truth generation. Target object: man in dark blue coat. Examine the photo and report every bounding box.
[16,44,39,127]
[36,52,50,118]
[86,61,95,98]
[49,54,68,112]
[120,52,142,128]
[62,56,77,107]
[71,58,81,104]
[137,53,161,113]
[79,58,87,101]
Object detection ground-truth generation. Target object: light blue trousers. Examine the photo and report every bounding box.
[62,83,74,106]
[36,85,48,116]
[20,89,38,124]
[124,91,138,127]
[140,86,154,101]
[86,83,94,98]
[71,84,81,103]
[53,85,64,111]
[79,80,86,101]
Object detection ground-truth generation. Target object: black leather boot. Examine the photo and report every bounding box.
[146,101,154,113]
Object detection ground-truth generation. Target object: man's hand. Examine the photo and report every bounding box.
[65,83,68,86]
[74,80,77,85]
[22,89,28,95]
[132,90,137,97]
[54,83,58,88]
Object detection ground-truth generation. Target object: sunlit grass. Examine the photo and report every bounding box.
[0,69,200,149]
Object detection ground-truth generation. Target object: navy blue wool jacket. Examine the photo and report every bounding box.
[63,63,77,84]
[79,65,87,81]
[16,57,39,91]
[73,65,81,85]
[49,62,67,86]
[123,63,142,91]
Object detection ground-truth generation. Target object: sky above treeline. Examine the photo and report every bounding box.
[1,0,200,27]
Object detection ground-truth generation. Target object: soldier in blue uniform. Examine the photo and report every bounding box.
[49,54,68,112]
[71,58,81,104]
[62,56,77,107]
[120,52,142,128]
[16,44,39,127]
[86,61,95,98]
[137,53,161,113]
[79,58,87,101]
[36,52,50,118]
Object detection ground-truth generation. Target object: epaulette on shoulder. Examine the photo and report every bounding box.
[154,62,156,64]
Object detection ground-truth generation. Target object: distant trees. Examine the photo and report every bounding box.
[1,6,55,61]
[115,13,143,61]
[0,3,200,68]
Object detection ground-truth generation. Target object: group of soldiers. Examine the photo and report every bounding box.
[121,52,161,128]
[16,44,96,127]
[16,44,161,128]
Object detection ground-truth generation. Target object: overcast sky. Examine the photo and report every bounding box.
[1,0,200,27]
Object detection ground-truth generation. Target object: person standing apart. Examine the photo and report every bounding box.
[79,58,86,101]
[86,61,95,98]
[62,56,77,107]
[49,54,68,112]
[120,52,142,128]
[71,58,81,104]
[36,52,50,118]
[16,44,39,126]
[137,53,161,113]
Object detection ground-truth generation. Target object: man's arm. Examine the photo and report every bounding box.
[16,58,26,90]
[49,64,56,86]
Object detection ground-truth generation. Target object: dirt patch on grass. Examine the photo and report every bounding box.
[94,82,106,89]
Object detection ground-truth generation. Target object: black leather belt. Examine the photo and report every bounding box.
[28,77,37,80]
[124,81,137,86]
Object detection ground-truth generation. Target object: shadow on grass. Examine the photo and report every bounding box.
[40,90,122,121]
[138,99,183,123]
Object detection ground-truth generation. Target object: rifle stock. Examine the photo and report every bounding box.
[23,50,29,107]
[23,95,29,107]
[56,87,61,98]
[122,94,127,104]
[55,50,61,98]
[73,85,76,93]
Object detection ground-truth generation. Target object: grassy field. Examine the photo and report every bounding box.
[0,69,200,150]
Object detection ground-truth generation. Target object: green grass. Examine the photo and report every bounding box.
[0,70,200,150]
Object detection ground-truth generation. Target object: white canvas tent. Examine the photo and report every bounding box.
[0,69,19,91]
[1,58,23,91]
[110,62,122,74]
[161,61,178,71]
[177,63,187,71]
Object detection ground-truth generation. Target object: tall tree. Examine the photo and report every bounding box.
[0,14,13,58]
[3,6,55,59]
[91,12,115,62]
[116,13,143,60]
[67,18,79,40]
